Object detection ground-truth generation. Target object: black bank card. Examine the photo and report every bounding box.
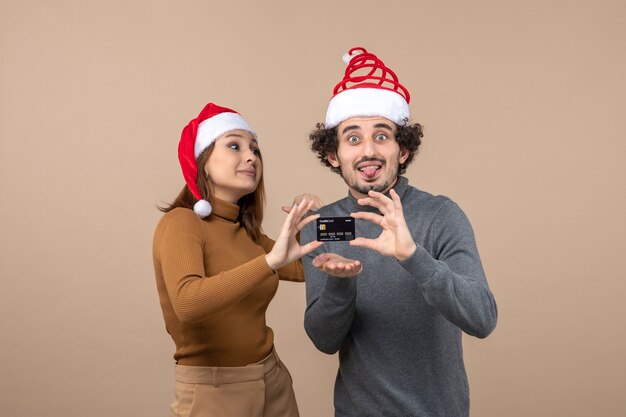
[316,217,355,241]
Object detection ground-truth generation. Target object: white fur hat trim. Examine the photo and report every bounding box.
[325,88,409,129]
[195,112,256,158]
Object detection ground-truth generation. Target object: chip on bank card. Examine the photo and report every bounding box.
[316,217,355,241]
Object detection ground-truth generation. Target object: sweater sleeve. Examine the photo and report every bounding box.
[256,234,305,282]
[301,224,357,354]
[155,210,275,324]
[399,200,498,338]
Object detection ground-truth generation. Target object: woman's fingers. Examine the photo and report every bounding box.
[300,240,324,255]
[310,194,324,210]
[281,201,299,230]
[283,193,324,214]
[287,198,310,224]
[299,193,324,210]
[297,213,320,232]
[295,199,319,225]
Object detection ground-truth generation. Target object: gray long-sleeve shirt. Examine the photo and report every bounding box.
[302,176,497,417]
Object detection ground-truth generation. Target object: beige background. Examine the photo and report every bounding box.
[1,0,625,416]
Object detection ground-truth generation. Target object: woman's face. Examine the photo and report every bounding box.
[203,130,262,203]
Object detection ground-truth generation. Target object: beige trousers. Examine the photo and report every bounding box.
[170,347,299,417]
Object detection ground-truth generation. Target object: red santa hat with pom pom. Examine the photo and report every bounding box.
[325,47,410,128]
[178,102,256,217]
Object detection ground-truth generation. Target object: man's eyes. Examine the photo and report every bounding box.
[345,134,387,143]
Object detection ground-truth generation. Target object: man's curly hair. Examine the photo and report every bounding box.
[308,120,423,175]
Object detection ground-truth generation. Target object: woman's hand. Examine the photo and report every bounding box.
[282,193,324,213]
[265,198,324,270]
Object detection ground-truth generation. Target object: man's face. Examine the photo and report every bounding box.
[327,117,409,199]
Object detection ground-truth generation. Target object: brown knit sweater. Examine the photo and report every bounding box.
[153,198,304,366]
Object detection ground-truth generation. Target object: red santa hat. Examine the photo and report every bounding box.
[178,102,256,217]
[325,47,411,128]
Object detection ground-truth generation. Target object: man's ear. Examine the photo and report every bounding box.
[326,152,340,168]
[399,148,410,165]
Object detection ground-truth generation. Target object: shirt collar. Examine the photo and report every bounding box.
[210,197,240,222]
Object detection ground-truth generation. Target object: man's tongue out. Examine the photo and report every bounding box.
[360,166,380,179]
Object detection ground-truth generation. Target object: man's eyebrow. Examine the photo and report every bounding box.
[373,123,393,131]
[341,125,361,135]
[341,123,394,135]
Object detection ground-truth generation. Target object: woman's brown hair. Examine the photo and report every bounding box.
[159,145,265,242]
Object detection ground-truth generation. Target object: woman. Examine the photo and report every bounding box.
[153,102,322,417]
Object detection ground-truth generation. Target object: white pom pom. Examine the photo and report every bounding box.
[193,199,212,217]
[342,50,363,64]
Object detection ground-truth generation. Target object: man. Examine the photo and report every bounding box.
[301,47,498,417]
